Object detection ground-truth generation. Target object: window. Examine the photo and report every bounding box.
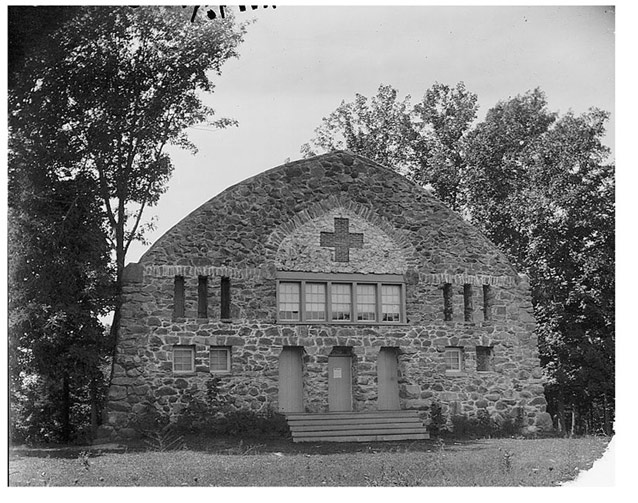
[279,281,300,321]
[209,347,231,373]
[305,283,326,321]
[483,285,493,321]
[173,345,194,373]
[443,283,453,321]
[331,283,352,321]
[381,284,401,322]
[444,347,464,373]
[276,272,404,324]
[173,276,185,318]
[220,277,231,319]
[476,346,493,371]
[463,284,473,322]
[198,276,208,318]
[356,284,376,321]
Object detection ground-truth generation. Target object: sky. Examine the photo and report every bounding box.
[126,3,616,263]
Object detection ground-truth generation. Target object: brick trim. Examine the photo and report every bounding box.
[266,195,418,265]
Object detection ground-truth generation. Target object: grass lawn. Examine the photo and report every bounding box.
[8,435,611,487]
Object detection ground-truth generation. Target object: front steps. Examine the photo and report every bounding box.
[285,410,430,442]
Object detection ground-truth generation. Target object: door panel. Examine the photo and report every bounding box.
[378,347,400,410]
[278,347,303,413]
[328,355,352,412]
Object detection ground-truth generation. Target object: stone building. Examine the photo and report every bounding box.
[100,151,547,441]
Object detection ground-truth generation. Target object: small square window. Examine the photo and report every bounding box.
[209,347,231,373]
[476,346,494,372]
[173,345,195,373]
[444,347,464,373]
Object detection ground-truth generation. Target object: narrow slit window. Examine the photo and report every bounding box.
[305,282,326,321]
[381,284,401,322]
[483,285,493,321]
[443,283,453,321]
[210,347,231,373]
[444,347,464,373]
[356,284,377,321]
[331,283,352,321]
[463,284,473,322]
[279,282,301,321]
[198,276,208,318]
[173,345,194,373]
[173,276,185,318]
[220,277,231,319]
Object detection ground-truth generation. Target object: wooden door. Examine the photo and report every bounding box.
[377,347,400,410]
[278,347,303,413]
[328,355,352,412]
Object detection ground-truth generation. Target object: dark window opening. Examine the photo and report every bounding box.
[463,284,473,322]
[220,276,231,319]
[173,276,185,318]
[443,283,453,321]
[483,285,493,321]
[476,346,494,371]
[198,276,208,318]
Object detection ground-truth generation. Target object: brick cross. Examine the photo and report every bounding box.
[320,217,363,262]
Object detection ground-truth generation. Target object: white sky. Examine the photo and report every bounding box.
[128,3,615,263]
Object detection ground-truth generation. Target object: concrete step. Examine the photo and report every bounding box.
[289,417,422,429]
[285,410,430,443]
[294,433,430,443]
[292,427,428,438]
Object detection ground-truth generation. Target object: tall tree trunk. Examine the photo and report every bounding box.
[90,376,99,437]
[62,373,71,442]
[556,392,566,436]
[108,209,126,383]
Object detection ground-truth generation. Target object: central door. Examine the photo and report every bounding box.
[377,347,400,410]
[328,354,352,412]
[278,347,304,413]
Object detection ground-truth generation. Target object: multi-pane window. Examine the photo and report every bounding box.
[356,284,377,321]
[444,347,464,373]
[173,345,194,373]
[331,283,352,321]
[305,283,326,321]
[381,285,401,322]
[279,282,301,321]
[210,347,231,373]
[277,274,404,324]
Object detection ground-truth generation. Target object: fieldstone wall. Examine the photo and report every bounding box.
[98,152,546,442]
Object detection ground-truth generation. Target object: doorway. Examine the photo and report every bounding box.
[328,347,353,412]
[278,346,304,413]
[377,347,400,410]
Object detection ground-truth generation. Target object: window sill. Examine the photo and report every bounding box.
[173,372,197,377]
[445,371,467,376]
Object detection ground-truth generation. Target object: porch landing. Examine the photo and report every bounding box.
[285,410,430,442]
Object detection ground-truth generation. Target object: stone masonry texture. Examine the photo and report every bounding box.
[99,151,546,441]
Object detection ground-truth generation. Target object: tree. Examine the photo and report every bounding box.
[411,82,478,211]
[301,82,479,210]
[9,6,247,370]
[301,84,417,174]
[9,141,114,441]
[303,85,615,434]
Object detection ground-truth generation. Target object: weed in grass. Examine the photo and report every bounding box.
[77,450,91,471]
[143,424,185,452]
[498,447,514,474]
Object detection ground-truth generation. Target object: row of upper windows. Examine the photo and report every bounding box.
[171,274,495,324]
[278,281,403,324]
